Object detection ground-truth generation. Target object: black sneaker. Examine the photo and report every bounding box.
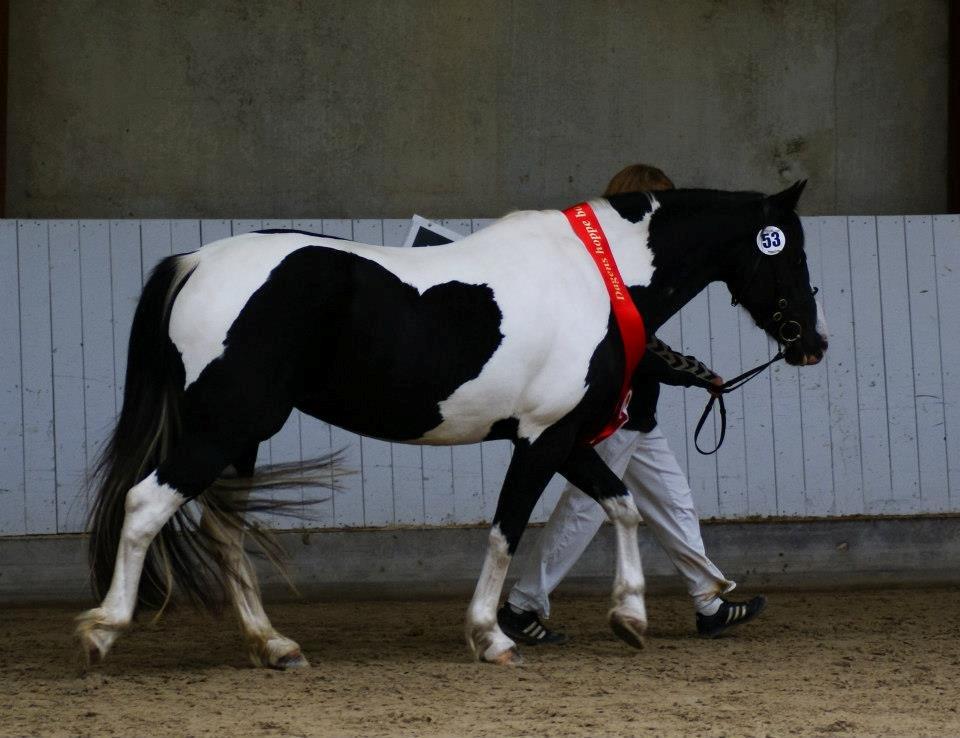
[696,595,767,638]
[497,604,568,646]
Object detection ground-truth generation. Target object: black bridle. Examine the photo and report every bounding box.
[694,248,817,455]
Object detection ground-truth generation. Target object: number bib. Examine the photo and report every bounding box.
[757,226,786,255]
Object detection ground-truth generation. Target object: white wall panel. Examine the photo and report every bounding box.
[18,222,57,533]
[934,216,960,511]
[49,221,88,532]
[0,221,25,534]
[1,215,958,537]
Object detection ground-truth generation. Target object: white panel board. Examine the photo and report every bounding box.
[818,216,863,515]
[0,221,25,534]
[848,217,892,509]
[49,221,88,532]
[905,216,949,512]
[79,221,116,479]
[933,216,960,510]
[18,222,57,533]
[797,218,833,516]
[875,216,920,510]
[110,221,143,412]
[3,212,960,537]
[709,282,748,518]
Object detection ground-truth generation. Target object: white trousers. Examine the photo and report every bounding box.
[507,426,735,617]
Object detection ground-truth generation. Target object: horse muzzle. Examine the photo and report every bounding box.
[783,333,827,366]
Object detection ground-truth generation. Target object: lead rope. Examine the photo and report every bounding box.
[693,348,784,455]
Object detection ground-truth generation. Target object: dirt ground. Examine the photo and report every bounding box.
[2,588,959,738]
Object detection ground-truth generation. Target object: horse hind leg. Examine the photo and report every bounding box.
[76,470,186,664]
[77,430,258,664]
[202,446,308,669]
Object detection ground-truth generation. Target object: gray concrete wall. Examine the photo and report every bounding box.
[7,1,948,219]
[4,518,959,605]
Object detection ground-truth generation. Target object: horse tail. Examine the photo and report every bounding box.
[87,253,199,608]
[88,252,347,613]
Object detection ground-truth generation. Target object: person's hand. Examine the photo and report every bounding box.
[709,376,724,398]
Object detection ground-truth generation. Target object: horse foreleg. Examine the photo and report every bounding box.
[76,472,185,663]
[561,446,647,648]
[201,489,308,670]
[599,494,647,648]
[466,431,574,665]
[466,524,520,665]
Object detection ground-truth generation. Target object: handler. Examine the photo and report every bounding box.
[498,164,766,645]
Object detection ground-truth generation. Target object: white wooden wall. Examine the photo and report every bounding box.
[1,216,958,535]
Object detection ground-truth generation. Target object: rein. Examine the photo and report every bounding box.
[693,348,784,455]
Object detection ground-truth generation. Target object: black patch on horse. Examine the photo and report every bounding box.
[189,247,505,443]
[605,192,657,223]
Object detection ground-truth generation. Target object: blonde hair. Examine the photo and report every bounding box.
[604,164,675,196]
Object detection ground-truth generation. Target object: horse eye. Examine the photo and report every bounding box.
[811,286,819,296]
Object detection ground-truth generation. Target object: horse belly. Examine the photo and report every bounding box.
[295,388,504,446]
[283,248,511,444]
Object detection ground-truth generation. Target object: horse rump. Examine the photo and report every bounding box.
[86,253,344,614]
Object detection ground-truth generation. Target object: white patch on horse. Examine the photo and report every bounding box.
[589,196,658,289]
[600,494,648,643]
[815,298,829,341]
[76,474,184,658]
[169,236,302,386]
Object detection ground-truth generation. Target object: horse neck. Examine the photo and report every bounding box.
[621,194,764,332]
[629,258,716,333]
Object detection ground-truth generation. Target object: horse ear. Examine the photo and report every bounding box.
[769,180,807,212]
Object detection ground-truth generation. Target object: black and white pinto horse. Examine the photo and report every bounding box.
[77,183,826,668]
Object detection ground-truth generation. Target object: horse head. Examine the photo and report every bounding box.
[723,181,827,366]
[612,183,828,367]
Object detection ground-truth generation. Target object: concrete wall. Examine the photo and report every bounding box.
[4,517,960,604]
[7,0,949,219]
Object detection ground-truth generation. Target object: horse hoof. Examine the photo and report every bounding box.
[274,650,310,670]
[75,611,121,666]
[466,623,520,665]
[485,646,523,666]
[609,608,646,650]
[81,640,104,667]
[253,636,310,670]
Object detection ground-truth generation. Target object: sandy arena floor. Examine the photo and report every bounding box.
[2,588,959,737]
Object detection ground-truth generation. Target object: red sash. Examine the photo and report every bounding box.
[563,202,646,445]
